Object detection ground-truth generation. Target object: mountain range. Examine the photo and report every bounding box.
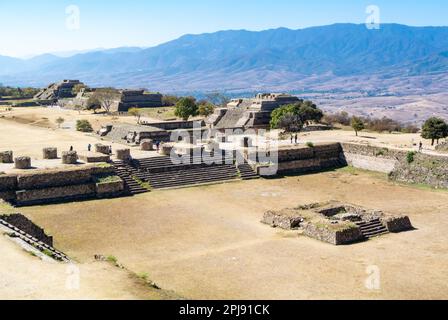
[1,23,448,95]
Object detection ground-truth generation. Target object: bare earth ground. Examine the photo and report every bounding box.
[1,107,448,299]
[0,236,176,300]
[19,171,448,300]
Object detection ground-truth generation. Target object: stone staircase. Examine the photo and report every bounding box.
[136,163,239,189]
[237,163,260,180]
[0,218,70,262]
[356,219,389,239]
[112,161,149,195]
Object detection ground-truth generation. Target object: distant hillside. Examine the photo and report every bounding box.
[1,24,448,94]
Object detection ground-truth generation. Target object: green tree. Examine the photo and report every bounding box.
[421,117,448,146]
[94,88,118,114]
[198,102,215,117]
[76,120,93,132]
[270,104,301,129]
[351,116,365,136]
[85,96,102,114]
[174,97,198,120]
[277,113,303,133]
[128,107,142,124]
[298,101,324,124]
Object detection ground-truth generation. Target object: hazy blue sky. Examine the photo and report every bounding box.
[0,0,446,57]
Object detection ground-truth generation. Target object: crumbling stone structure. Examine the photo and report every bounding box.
[62,151,78,164]
[14,157,31,169]
[95,144,110,155]
[0,151,13,163]
[43,148,58,160]
[262,201,413,245]
[141,139,154,151]
[116,149,131,161]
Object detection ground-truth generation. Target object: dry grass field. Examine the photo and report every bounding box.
[19,169,448,300]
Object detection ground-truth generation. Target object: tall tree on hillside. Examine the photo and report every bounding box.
[277,113,303,133]
[94,88,118,114]
[174,97,198,120]
[421,117,448,146]
[351,116,365,136]
[85,96,102,114]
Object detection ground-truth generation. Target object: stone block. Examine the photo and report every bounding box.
[43,147,58,160]
[141,139,154,151]
[14,157,31,169]
[159,143,174,156]
[116,149,131,161]
[62,151,78,164]
[0,151,13,163]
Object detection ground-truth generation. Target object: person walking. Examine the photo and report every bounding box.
[295,133,298,144]
[419,141,423,152]
[69,146,73,152]
[87,144,91,152]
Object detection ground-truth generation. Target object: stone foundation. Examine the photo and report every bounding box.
[0,151,13,163]
[303,222,363,245]
[159,143,174,156]
[14,157,31,169]
[78,153,111,163]
[261,210,303,230]
[62,151,78,164]
[43,148,58,160]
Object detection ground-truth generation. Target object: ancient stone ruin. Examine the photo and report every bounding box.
[262,201,413,245]
[43,147,58,160]
[0,151,14,163]
[116,149,131,161]
[14,157,31,169]
[62,151,78,164]
[95,144,110,155]
[141,139,154,151]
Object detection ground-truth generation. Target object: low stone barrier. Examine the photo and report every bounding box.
[14,157,31,169]
[261,210,303,230]
[159,143,174,156]
[43,148,58,160]
[95,180,125,198]
[303,222,363,245]
[62,151,78,164]
[15,183,96,206]
[0,151,13,163]
[78,153,110,163]
[95,144,110,155]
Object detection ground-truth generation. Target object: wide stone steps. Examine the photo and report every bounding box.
[112,161,149,195]
[144,164,239,189]
[0,218,70,262]
[356,219,389,238]
[237,164,260,180]
[135,155,235,172]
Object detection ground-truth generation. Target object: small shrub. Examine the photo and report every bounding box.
[306,142,314,148]
[406,151,416,164]
[76,119,93,132]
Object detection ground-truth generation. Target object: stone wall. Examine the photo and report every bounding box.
[0,174,18,191]
[274,143,343,175]
[381,216,413,233]
[0,213,53,246]
[389,153,448,189]
[302,222,363,245]
[16,184,96,206]
[95,180,125,198]
[340,143,404,173]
